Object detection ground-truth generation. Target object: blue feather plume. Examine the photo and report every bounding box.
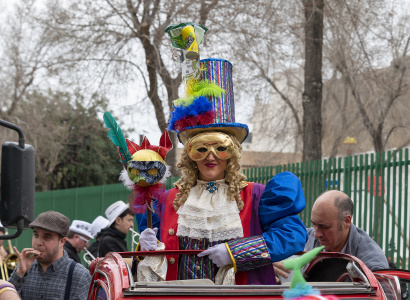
[168,96,214,131]
[103,112,131,164]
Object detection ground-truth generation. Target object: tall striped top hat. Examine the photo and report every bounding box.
[168,58,248,144]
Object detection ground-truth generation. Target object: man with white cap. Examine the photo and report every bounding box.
[99,201,134,257]
[64,220,94,264]
[87,216,109,258]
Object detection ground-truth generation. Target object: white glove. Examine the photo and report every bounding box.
[140,228,158,251]
[198,243,233,267]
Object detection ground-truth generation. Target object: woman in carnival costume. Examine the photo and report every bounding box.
[137,23,308,285]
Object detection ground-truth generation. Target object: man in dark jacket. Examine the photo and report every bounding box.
[273,190,389,283]
[99,201,134,257]
[64,220,93,264]
[303,190,389,270]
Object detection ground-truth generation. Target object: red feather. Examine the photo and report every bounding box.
[174,111,216,131]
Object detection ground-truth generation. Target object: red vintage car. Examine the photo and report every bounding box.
[87,251,410,300]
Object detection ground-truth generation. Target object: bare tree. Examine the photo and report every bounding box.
[219,1,306,156]
[322,0,410,246]
[0,1,68,118]
[35,0,235,173]
[302,0,324,161]
[9,90,122,191]
[324,0,410,154]
[230,0,410,162]
[0,0,77,188]
[221,0,326,161]
[0,2,124,191]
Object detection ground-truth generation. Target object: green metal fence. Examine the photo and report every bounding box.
[273,148,410,270]
[11,148,410,269]
[164,149,410,269]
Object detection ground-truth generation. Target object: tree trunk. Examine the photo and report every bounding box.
[302,0,324,161]
[167,132,180,176]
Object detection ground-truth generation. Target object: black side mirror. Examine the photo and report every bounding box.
[0,119,35,239]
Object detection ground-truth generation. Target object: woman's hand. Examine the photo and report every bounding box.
[13,247,40,277]
[198,244,232,267]
[139,228,158,251]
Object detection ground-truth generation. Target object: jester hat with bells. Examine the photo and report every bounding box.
[103,112,172,216]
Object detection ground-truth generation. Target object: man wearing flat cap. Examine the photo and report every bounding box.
[8,211,91,300]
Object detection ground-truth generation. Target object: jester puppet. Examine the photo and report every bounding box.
[103,112,172,228]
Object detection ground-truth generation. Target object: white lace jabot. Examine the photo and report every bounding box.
[176,179,244,242]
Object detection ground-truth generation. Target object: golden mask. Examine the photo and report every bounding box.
[188,132,234,161]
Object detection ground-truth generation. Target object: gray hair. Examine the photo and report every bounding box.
[334,195,354,230]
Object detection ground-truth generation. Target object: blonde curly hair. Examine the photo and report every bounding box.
[173,132,246,211]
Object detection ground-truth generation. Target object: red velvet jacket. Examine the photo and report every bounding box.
[161,183,254,285]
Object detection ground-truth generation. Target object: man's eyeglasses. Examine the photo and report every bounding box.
[78,235,90,243]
